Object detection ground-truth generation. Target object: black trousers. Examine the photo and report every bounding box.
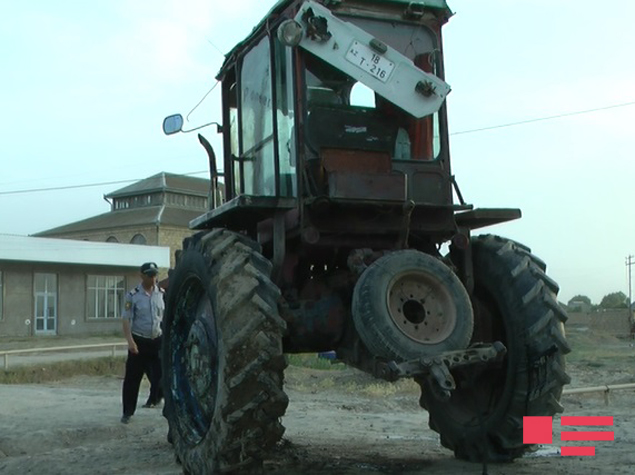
[122,335,163,416]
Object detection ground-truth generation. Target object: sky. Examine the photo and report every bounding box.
[1,0,634,305]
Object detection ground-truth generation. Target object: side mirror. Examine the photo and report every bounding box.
[163,114,184,135]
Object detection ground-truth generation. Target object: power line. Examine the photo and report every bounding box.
[450,100,635,136]
[0,179,136,196]
[2,99,635,197]
[0,171,208,196]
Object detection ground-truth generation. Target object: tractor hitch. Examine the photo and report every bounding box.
[378,342,507,400]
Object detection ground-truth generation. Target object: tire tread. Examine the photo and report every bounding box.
[164,229,288,474]
[422,234,570,462]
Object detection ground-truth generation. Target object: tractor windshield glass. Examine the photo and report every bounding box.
[303,18,442,161]
[348,18,438,65]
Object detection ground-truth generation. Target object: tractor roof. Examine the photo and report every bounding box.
[217,0,453,79]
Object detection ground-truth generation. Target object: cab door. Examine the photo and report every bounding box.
[222,33,297,200]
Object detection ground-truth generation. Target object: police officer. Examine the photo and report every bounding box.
[121,262,164,424]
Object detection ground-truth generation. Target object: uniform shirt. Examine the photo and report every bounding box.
[123,284,165,339]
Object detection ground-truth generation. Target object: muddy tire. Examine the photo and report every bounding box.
[352,250,473,361]
[162,229,288,473]
[420,235,570,462]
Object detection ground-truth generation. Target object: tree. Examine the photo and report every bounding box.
[599,291,629,309]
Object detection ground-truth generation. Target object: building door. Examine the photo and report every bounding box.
[34,273,57,335]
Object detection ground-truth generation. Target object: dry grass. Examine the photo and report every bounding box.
[5,330,623,391]
[286,353,347,371]
[565,329,634,366]
[285,353,420,397]
[355,379,419,397]
[0,356,125,385]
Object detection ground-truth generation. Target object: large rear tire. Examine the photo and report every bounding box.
[420,235,570,462]
[162,229,288,474]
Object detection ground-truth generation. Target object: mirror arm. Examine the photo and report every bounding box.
[184,122,223,134]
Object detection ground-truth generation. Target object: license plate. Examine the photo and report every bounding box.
[345,40,394,83]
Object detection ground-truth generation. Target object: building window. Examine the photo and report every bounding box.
[115,198,131,210]
[87,275,125,319]
[166,193,207,209]
[106,236,119,243]
[130,234,146,245]
[34,273,57,334]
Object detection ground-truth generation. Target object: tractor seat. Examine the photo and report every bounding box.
[306,104,399,156]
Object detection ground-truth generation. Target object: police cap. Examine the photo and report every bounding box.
[140,262,159,276]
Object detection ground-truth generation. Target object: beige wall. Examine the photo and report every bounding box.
[2,265,33,337]
[158,226,200,268]
[0,262,143,338]
[567,309,632,337]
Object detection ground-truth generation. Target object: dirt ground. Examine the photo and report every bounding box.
[1,329,634,475]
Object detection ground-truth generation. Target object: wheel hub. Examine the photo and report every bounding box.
[387,272,457,344]
[184,301,217,399]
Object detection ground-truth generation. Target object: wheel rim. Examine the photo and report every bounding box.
[169,275,219,445]
[387,270,457,345]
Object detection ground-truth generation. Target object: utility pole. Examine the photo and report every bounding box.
[627,255,634,338]
[627,255,634,308]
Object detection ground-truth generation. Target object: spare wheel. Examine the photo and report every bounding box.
[352,250,473,361]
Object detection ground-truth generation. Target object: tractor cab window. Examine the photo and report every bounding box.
[304,54,401,157]
[240,36,275,196]
[227,79,240,196]
[224,35,297,199]
[303,18,442,161]
[274,39,297,197]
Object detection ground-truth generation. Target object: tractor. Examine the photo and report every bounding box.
[161,1,570,473]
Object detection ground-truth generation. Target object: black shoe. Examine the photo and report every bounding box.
[143,398,163,408]
[121,415,132,424]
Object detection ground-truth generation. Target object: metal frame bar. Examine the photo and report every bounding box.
[563,383,635,406]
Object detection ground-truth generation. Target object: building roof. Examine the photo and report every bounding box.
[35,205,203,236]
[105,172,210,199]
[0,234,170,268]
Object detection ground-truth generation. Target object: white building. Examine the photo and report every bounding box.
[0,234,169,337]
